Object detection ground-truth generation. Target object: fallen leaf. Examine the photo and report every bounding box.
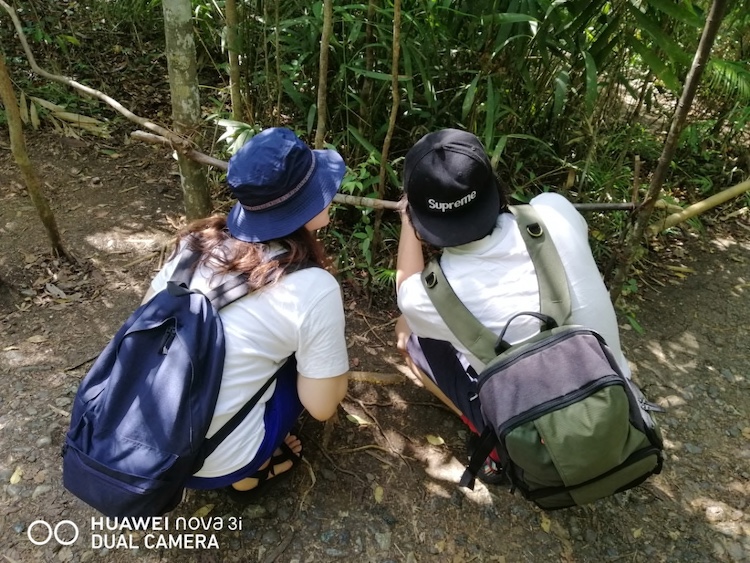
[45,283,67,299]
[540,513,551,533]
[26,334,48,344]
[10,466,23,484]
[426,434,445,446]
[191,504,215,518]
[633,528,642,538]
[346,414,370,426]
[373,485,384,504]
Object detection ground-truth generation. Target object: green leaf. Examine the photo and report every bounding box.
[306,105,317,136]
[484,76,496,149]
[462,74,481,122]
[627,4,691,67]
[345,66,408,81]
[346,125,381,159]
[628,37,681,93]
[482,13,539,25]
[647,0,703,28]
[626,315,645,335]
[583,52,598,115]
[553,70,569,118]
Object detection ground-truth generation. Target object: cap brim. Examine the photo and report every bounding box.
[227,150,345,243]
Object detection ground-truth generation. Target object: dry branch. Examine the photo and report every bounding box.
[0,0,190,150]
[131,130,641,213]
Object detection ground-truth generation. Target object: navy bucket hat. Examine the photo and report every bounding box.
[226,128,346,243]
[403,129,500,247]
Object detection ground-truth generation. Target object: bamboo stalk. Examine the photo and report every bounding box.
[647,178,750,234]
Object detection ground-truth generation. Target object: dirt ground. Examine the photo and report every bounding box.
[0,131,748,563]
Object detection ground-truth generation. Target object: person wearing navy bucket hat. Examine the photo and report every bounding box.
[142,127,350,503]
[393,128,634,487]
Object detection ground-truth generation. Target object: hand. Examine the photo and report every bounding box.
[394,315,411,357]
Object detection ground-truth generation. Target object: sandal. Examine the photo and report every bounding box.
[466,433,506,486]
[224,435,304,504]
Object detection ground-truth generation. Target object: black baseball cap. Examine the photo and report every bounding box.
[403,129,500,247]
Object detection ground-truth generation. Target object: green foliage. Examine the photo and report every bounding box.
[3,0,749,299]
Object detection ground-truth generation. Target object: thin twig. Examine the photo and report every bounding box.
[261,528,295,563]
[65,353,99,371]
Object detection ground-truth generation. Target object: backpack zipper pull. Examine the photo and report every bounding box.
[160,325,177,355]
[639,398,666,413]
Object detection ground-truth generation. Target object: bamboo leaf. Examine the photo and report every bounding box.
[30,101,40,129]
[553,70,569,118]
[29,96,66,112]
[627,4,691,67]
[583,52,598,115]
[482,13,538,25]
[53,111,106,125]
[628,37,681,92]
[647,0,703,28]
[345,66,408,82]
[306,104,317,136]
[19,92,29,124]
[484,76,496,150]
[462,74,480,122]
[347,124,381,158]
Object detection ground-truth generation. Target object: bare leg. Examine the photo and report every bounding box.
[395,315,463,417]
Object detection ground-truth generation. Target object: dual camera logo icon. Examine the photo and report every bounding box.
[26,520,80,546]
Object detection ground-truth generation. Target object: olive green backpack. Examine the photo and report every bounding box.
[421,204,665,510]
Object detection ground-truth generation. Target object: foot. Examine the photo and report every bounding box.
[231,434,303,492]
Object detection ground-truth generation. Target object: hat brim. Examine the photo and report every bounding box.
[227,149,345,243]
[409,179,500,247]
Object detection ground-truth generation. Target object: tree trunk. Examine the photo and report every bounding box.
[162,0,212,220]
[608,0,729,304]
[225,0,244,121]
[314,0,334,149]
[0,51,72,260]
[370,0,402,278]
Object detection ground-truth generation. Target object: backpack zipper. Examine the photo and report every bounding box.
[497,375,623,438]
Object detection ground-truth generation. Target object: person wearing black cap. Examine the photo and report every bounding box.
[394,128,632,484]
[143,127,349,502]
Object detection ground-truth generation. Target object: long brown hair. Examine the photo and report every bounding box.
[171,216,332,291]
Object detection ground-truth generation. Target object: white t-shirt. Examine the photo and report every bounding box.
[398,192,631,378]
[149,250,349,478]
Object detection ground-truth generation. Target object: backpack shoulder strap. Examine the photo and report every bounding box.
[420,205,574,361]
[508,205,572,325]
[421,258,498,364]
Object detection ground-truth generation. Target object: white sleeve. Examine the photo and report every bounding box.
[295,282,350,379]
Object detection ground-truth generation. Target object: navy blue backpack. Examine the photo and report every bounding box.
[62,246,288,517]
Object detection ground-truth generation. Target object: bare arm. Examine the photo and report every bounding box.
[297,371,349,421]
[396,209,424,290]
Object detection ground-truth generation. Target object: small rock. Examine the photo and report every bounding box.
[32,484,52,499]
[242,505,267,520]
[684,443,703,454]
[705,505,725,522]
[261,529,281,545]
[57,547,73,562]
[13,522,25,533]
[35,436,52,448]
